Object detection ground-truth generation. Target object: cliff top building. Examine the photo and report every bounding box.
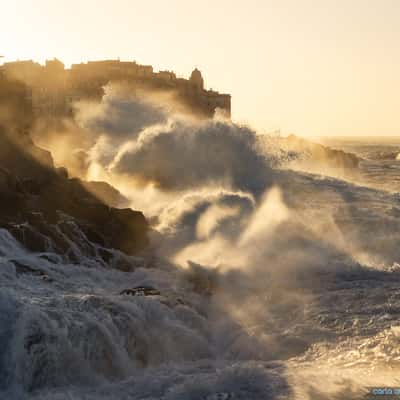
[0,58,230,119]
[190,68,204,90]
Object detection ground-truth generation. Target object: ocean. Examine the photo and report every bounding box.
[2,114,400,399]
[319,136,400,193]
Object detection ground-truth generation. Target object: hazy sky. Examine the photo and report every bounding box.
[2,0,400,136]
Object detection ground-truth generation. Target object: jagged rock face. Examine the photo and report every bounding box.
[81,181,129,208]
[0,75,54,181]
[0,74,148,258]
[285,134,360,169]
[0,129,54,181]
[120,286,161,296]
[257,134,360,176]
[0,137,147,259]
[0,73,33,137]
[0,166,148,257]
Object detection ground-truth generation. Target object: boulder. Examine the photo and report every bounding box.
[120,286,161,296]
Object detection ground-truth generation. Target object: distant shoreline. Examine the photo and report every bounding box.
[310,136,400,145]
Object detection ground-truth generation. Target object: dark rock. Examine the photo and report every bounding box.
[97,247,114,263]
[0,73,149,260]
[285,134,360,169]
[120,286,161,296]
[56,167,69,179]
[40,275,53,282]
[185,261,219,296]
[81,180,129,208]
[8,224,50,253]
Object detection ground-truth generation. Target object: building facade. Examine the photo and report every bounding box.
[0,59,231,119]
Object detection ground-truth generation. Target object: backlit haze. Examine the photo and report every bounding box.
[2,0,400,137]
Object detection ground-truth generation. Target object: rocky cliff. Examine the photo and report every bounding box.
[257,133,360,178]
[0,74,148,262]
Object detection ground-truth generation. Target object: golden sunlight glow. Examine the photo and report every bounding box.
[2,0,400,136]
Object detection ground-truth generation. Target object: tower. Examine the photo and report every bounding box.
[189,68,204,91]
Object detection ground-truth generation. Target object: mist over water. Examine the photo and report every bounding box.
[2,87,400,399]
[318,137,400,194]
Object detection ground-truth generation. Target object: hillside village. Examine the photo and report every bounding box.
[0,58,231,119]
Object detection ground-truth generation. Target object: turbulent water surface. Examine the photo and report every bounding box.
[320,136,400,193]
[2,100,400,400]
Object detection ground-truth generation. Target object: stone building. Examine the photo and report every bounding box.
[0,59,231,119]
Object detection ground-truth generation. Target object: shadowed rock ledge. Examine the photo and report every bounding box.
[0,74,148,260]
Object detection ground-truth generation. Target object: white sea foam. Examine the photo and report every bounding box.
[5,87,400,398]
[1,166,400,399]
